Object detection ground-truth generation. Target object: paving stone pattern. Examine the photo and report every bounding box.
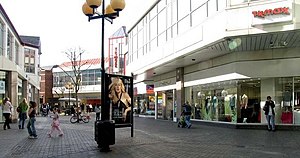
[1,114,300,158]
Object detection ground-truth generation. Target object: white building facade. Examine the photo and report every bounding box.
[0,4,41,122]
[126,0,300,125]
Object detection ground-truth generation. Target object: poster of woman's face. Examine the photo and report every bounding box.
[106,75,133,124]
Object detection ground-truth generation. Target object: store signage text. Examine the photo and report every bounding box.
[252,7,289,18]
[114,48,118,69]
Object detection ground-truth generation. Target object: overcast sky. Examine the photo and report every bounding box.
[1,0,156,66]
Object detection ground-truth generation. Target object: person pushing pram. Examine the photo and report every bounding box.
[177,101,192,128]
[177,112,186,128]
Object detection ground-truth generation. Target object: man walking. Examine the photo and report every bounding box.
[183,101,192,128]
[263,96,275,131]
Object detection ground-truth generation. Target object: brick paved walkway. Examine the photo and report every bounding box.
[1,114,300,158]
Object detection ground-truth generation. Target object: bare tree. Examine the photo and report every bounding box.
[58,47,91,109]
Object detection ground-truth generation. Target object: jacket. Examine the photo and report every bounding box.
[2,101,13,114]
[264,100,275,115]
[18,102,28,113]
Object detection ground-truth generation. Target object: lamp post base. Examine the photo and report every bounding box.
[94,120,115,152]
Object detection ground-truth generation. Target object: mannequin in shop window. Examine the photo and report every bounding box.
[212,95,218,120]
[229,95,236,111]
[283,91,292,107]
[240,94,248,123]
[205,96,211,115]
[109,77,131,123]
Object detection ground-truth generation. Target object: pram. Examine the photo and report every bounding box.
[177,115,186,128]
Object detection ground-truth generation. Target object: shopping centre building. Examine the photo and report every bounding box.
[0,4,41,122]
[126,0,300,126]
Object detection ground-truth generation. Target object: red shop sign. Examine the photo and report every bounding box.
[252,7,290,18]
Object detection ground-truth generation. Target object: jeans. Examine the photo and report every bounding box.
[3,113,11,129]
[266,115,275,130]
[27,117,37,137]
[185,115,191,127]
[19,112,27,128]
[96,113,100,120]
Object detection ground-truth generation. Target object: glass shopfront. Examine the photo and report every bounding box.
[274,77,300,125]
[185,77,300,125]
[186,80,239,123]
[133,94,155,115]
[0,71,8,123]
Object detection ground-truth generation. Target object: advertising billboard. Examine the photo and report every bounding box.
[105,74,133,125]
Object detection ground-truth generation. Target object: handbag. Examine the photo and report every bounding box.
[263,105,267,111]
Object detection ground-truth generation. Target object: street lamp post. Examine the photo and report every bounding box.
[82,0,125,152]
[83,0,125,121]
[65,82,74,112]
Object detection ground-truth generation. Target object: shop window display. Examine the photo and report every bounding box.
[294,77,300,124]
[186,77,300,125]
[0,71,8,123]
[275,78,293,124]
[238,79,261,123]
[188,81,238,122]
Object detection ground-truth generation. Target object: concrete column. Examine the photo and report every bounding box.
[23,80,28,100]
[175,68,185,121]
[260,78,276,123]
[172,89,176,122]
[155,91,158,119]
[8,71,18,122]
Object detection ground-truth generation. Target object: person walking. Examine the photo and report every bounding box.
[263,96,276,131]
[95,104,101,121]
[183,101,192,128]
[18,98,28,129]
[27,101,38,139]
[2,97,13,130]
[48,107,63,137]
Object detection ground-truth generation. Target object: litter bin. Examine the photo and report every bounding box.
[94,120,115,151]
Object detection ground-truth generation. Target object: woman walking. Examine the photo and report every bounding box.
[27,101,38,139]
[2,97,13,130]
[18,98,28,129]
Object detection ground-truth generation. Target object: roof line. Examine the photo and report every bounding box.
[127,0,161,33]
[0,4,23,45]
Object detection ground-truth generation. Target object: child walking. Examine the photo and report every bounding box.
[48,108,63,137]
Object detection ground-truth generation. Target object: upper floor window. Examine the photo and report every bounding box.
[24,48,35,73]
[0,21,4,56]
[7,31,13,61]
[15,41,20,65]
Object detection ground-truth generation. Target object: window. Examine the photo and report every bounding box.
[208,0,217,16]
[178,16,190,35]
[24,48,35,73]
[158,0,166,12]
[191,3,207,27]
[172,0,178,25]
[178,0,190,20]
[158,31,166,47]
[191,0,207,11]
[7,31,13,61]
[0,21,4,56]
[150,5,157,20]
[15,41,20,65]
[158,8,167,35]
[150,16,157,41]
